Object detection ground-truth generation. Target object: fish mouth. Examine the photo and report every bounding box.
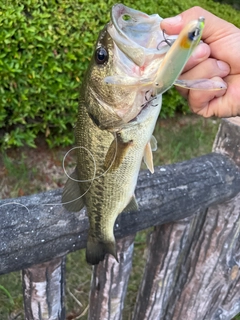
[100,4,167,126]
[108,3,167,67]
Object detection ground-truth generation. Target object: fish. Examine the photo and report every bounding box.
[62,4,226,265]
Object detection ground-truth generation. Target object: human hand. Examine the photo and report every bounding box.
[161,6,240,118]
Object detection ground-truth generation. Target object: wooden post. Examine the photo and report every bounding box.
[22,257,65,320]
[88,235,135,320]
[133,118,240,320]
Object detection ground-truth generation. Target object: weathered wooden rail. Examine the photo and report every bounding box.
[1,118,240,319]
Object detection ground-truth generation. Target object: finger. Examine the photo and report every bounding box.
[160,6,233,42]
[188,75,240,118]
[187,77,226,115]
[161,6,240,74]
[176,59,230,99]
[182,42,210,73]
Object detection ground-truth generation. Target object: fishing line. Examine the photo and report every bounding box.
[62,107,119,182]
[0,202,30,213]
[44,131,118,207]
[44,146,96,207]
[62,146,96,183]
[45,86,120,206]
[62,138,118,184]
[0,147,96,211]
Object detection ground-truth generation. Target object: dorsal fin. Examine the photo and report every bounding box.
[62,168,85,212]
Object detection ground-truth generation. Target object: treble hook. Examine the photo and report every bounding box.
[157,29,173,50]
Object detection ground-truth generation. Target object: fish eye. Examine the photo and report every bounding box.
[95,47,108,65]
[188,28,200,41]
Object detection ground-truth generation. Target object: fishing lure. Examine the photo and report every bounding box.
[104,17,226,94]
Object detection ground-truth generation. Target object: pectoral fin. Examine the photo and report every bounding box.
[104,135,133,171]
[62,168,84,212]
[123,195,139,212]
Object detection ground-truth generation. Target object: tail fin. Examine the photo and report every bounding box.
[86,239,118,265]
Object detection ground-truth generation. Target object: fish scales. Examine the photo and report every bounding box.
[62,4,209,264]
[75,90,161,264]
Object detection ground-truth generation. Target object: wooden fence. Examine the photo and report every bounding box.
[0,117,240,320]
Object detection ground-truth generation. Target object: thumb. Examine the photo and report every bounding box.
[160,6,229,43]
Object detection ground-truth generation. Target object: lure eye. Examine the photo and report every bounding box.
[188,27,200,41]
[95,47,108,64]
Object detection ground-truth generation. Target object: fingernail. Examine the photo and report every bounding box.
[162,15,182,25]
[192,44,208,59]
[217,60,230,72]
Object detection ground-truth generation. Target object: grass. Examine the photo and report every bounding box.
[0,114,239,319]
[1,152,39,198]
[153,115,220,166]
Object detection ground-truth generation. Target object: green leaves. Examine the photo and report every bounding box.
[0,1,84,149]
[0,0,239,150]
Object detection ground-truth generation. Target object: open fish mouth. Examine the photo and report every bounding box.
[107,3,169,67]
[101,4,168,124]
[101,5,211,127]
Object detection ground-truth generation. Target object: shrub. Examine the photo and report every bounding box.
[0,0,239,149]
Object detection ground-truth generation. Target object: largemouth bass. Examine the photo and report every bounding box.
[62,4,224,265]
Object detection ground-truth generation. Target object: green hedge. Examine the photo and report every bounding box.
[0,0,239,149]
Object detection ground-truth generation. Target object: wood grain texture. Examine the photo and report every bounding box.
[88,235,135,320]
[22,257,66,320]
[133,118,240,320]
[0,149,240,275]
